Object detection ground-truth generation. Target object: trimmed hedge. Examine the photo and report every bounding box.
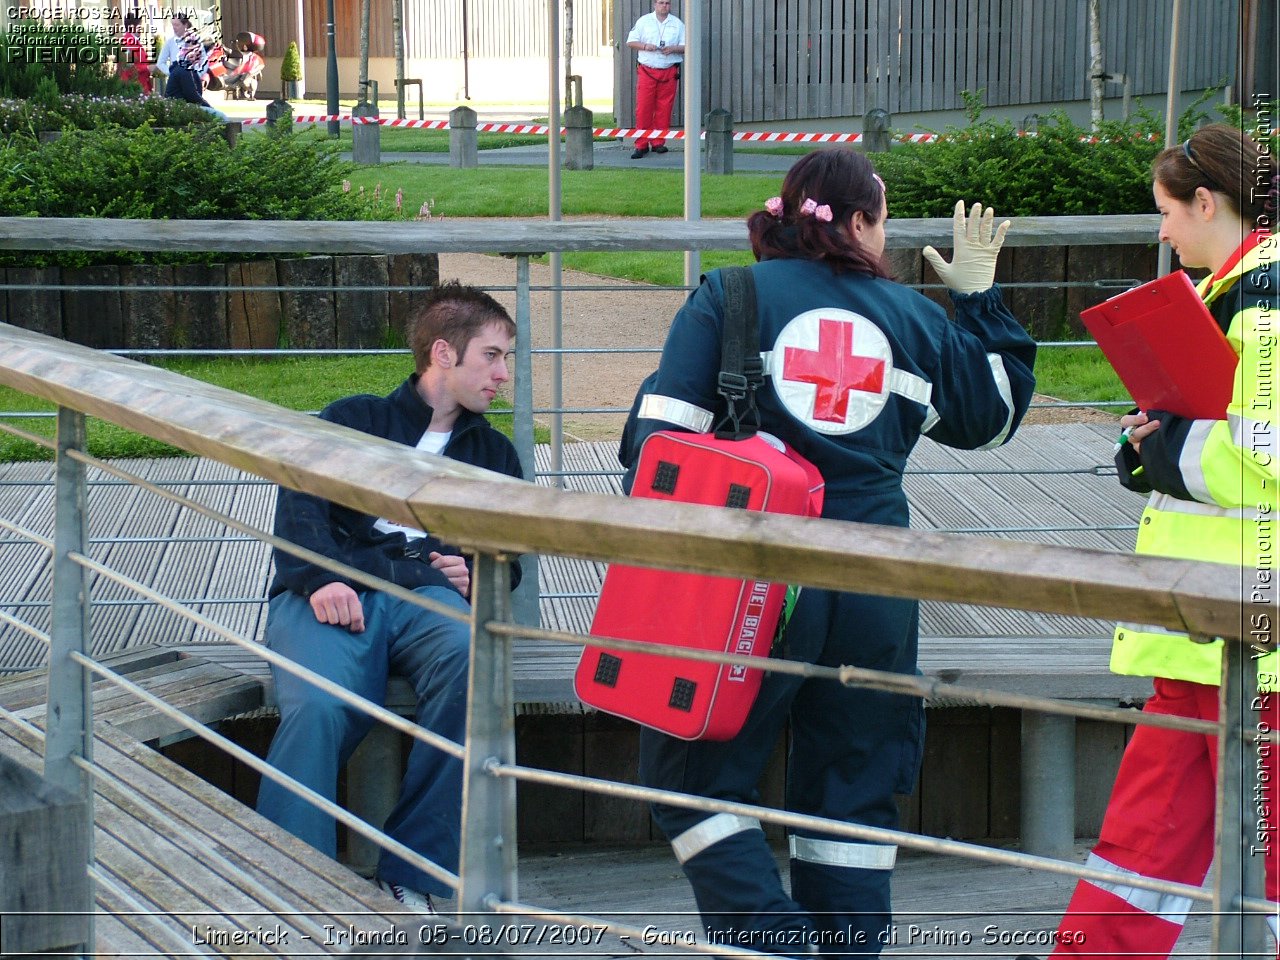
[0,19,133,99]
[0,93,218,138]
[0,123,381,267]
[870,91,1260,218]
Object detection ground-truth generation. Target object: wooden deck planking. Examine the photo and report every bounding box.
[0,712,419,957]
[513,841,1216,958]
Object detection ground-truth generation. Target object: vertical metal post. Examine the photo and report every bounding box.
[511,256,540,629]
[325,0,340,137]
[682,0,702,287]
[1157,0,1185,278]
[458,553,518,914]
[47,408,93,795]
[1211,640,1269,955]
[45,406,94,953]
[547,0,565,488]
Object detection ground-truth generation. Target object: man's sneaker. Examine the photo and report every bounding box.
[631,146,649,159]
[377,878,436,914]
[651,144,669,154]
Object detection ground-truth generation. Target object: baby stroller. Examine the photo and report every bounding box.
[219,32,266,100]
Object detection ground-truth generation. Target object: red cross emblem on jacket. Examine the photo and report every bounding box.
[766,308,894,434]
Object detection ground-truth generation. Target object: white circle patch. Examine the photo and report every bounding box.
[767,308,893,435]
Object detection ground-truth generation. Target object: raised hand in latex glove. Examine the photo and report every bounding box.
[922,201,1011,294]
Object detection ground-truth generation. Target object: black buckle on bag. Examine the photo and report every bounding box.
[714,356,763,440]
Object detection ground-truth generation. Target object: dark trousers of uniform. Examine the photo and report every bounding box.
[640,584,925,958]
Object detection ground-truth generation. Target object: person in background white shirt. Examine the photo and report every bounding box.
[153,16,183,83]
[625,0,685,159]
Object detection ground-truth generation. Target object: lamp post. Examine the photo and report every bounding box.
[326,0,339,137]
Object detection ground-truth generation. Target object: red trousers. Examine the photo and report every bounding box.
[1051,679,1278,959]
[634,64,679,149]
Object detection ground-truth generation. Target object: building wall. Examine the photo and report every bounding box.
[615,0,1241,128]
[220,0,614,102]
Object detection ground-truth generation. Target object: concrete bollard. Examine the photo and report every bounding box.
[863,107,892,153]
[265,98,293,128]
[223,120,241,148]
[705,108,734,175]
[450,105,478,169]
[351,99,381,165]
[564,104,594,171]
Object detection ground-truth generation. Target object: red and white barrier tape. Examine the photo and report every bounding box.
[241,114,1161,146]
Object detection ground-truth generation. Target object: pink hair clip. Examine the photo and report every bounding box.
[764,196,784,217]
[873,173,886,195]
[800,197,833,222]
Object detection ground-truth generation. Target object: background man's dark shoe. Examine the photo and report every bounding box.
[651,144,669,154]
[631,147,649,159]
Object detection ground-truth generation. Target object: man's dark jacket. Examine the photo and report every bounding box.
[269,375,524,599]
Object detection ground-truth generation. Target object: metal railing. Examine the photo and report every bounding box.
[0,217,1272,956]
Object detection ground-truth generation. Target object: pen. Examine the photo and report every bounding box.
[1114,427,1131,453]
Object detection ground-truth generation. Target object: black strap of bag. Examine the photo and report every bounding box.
[714,266,763,440]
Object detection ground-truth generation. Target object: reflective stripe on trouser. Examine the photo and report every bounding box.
[1050,680,1280,958]
[640,586,923,957]
[790,836,897,954]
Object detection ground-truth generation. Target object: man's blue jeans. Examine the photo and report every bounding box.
[255,586,471,897]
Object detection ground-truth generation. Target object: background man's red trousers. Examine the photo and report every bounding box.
[635,65,679,149]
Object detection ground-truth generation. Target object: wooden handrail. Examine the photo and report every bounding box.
[0,214,1160,255]
[0,322,1250,645]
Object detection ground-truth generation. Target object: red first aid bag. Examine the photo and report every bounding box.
[576,429,824,740]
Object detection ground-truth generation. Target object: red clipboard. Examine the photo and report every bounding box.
[1080,270,1237,421]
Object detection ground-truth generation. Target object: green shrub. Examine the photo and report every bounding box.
[0,19,133,99]
[873,110,1165,218]
[0,123,381,267]
[280,41,302,83]
[0,92,217,139]
[870,91,1260,218]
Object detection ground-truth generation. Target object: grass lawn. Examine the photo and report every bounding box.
[346,164,777,219]
[1034,345,1127,405]
[0,355,530,462]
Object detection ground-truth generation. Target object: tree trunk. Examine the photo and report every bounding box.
[1088,0,1104,132]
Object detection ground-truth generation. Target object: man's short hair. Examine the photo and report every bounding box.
[407,281,516,372]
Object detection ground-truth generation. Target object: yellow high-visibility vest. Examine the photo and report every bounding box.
[1111,238,1279,688]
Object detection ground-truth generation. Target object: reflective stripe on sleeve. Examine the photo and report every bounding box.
[1229,413,1279,462]
[920,405,941,434]
[789,835,897,870]
[976,354,1015,450]
[1080,852,1193,925]
[1177,419,1216,503]
[1148,491,1261,521]
[637,393,714,434]
[888,368,932,406]
[670,814,763,864]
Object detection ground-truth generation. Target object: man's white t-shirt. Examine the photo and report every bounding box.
[373,429,451,539]
[628,12,685,69]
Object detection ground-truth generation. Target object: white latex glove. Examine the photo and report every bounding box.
[922,200,1011,294]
